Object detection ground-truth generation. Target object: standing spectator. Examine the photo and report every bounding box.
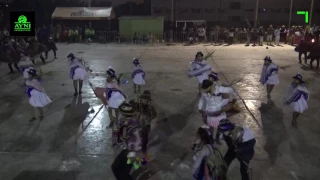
[197,26,205,43]
[280,25,286,42]
[74,28,79,42]
[213,26,219,44]
[77,26,83,42]
[90,28,95,41]
[62,28,68,42]
[147,32,153,43]
[228,26,235,44]
[245,26,252,46]
[274,26,281,46]
[85,26,90,41]
[258,26,264,46]
[133,32,137,43]
[266,25,274,45]
[68,28,73,43]
[42,25,49,43]
[55,24,61,42]
[45,37,57,59]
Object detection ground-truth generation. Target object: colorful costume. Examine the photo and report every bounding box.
[68,53,89,81]
[132,58,146,86]
[285,75,309,113]
[259,56,279,85]
[188,52,212,84]
[112,102,143,180]
[189,60,211,84]
[199,80,231,128]
[25,78,52,108]
[219,123,256,180]
[133,91,156,154]
[192,126,227,180]
[18,53,34,79]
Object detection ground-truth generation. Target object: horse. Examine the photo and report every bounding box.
[27,40,47,64]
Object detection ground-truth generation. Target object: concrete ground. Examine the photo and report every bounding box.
[0,42,319,180]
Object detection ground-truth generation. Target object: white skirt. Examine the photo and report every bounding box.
[73,68,89,81]
[206,112,227,128]
[196,74,208,84]
[108,92,126,109]
[23,67,35,79]
[29,89,52,108]
[290,96,308,113]
[133,74,146,85]
[265,74,279,85]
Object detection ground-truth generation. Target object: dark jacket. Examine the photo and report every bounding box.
[45,41,57,51]
[223,135,256,160]
[307,44,320,59]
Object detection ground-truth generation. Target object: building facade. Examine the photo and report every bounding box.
[151,0,320,26]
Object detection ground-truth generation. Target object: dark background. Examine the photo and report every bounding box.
[2,0,151,30]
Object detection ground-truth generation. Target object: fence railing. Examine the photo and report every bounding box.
[55,31,291,44]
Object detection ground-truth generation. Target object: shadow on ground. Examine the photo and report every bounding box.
[12,170,80,180]
[49,96,90,152]
[259,99,287,164]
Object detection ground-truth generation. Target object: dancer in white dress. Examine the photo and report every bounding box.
[259,56,279,98]
[106,69,126,128]
[188,51,212,95]
[18,51,35,81]
[208,72,241,113]
[284,74,309,126]
[25,69,52,122]
[198,80,234,142]
[132,58,146,94]
[67,53,89,96]
[91,68,126,128]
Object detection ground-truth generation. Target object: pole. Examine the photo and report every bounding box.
[288,0,293,28]
[309,0,314,26]
[88,0,92,28]
[170,0,174,42]
[131,0,133,15]
[254,0,260,28]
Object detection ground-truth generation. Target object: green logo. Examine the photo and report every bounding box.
[296,11,309,23]
[14,15,31,31]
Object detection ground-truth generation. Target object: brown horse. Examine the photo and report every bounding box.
[0,45,20,64]
[27,41,47,64]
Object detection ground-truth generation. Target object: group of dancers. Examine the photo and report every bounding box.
[18,47,310,180]
[188,51,310,180]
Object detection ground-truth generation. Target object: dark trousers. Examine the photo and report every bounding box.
[141,125,150,154]
[224,149,251,180]
[111,149,133,180]
[298,52,307,62]
[45,49,56,58]
[8,63,20,73]
[310,58,320,69]
[228,37,233,44]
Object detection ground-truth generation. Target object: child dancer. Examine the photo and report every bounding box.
[67,53,90,96]
[25,69,52,122]
[112,102,144,180]
[284,74,309,126]
[188,51,212,95]
[260,56,279,98]
[18,51,35,81]
[90,68,126,128]
[132,58,146,94]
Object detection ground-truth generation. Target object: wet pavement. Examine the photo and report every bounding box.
[0,43,320,180]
